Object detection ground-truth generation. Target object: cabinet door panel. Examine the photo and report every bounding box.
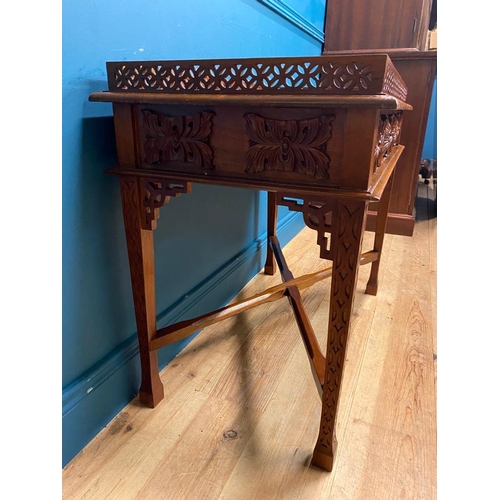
[324,0,432,51]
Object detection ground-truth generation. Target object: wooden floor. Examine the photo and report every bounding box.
[63,180,437,500]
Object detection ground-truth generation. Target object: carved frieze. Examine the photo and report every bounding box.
[322,62,373,92]
[244,113,335,180]
[108,56,408,102]
[141,110,215,169]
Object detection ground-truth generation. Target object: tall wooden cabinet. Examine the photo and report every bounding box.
[322,0,437,235]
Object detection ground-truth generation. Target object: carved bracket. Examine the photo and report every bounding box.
[277,193,366,264]
[245,113,335,179]
[140,178,191,230]
[141,110,215,169]
[277,194,336,260]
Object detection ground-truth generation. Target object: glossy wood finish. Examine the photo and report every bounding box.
[89,54,409,472]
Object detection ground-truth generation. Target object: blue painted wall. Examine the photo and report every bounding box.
[62,0,324,467]
[258,0,327,41]
[422,77,437,159]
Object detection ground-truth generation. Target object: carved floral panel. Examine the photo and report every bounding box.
[141,110,215,169]
[374,112,403,169]
[244,113,335,180]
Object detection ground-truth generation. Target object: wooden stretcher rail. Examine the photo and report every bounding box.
[150,266,332,351]
[151,248,380,353]
[360,250,380,265]
[270,235,326,394]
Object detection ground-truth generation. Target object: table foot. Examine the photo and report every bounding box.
[137,342,164,408]
[311,438,337,472]
[264,261,276,276]
[365,281,378,296]
[139,374,164,408]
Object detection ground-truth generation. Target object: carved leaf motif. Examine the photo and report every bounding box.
[374,112,403,169]
[142,110,215,169]
[244,113,335,180]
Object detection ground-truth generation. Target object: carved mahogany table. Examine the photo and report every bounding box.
[89,54,411,472]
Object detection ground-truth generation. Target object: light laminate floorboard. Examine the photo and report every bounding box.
[63,181,437,500]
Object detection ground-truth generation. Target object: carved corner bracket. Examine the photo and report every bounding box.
[277,194,335,260]
[141,178,191,230]
[119,176,191,232]
[244,113,335,180]
[277,193,366,263]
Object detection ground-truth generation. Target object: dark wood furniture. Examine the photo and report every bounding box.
[89,54,411,472]
[322,0,437,236]
[323,0,434,52]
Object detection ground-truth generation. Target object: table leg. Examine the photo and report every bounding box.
[366,172,394,295]
[264,191,278,275]
[311,198,368,471]
[120,177,164,408]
